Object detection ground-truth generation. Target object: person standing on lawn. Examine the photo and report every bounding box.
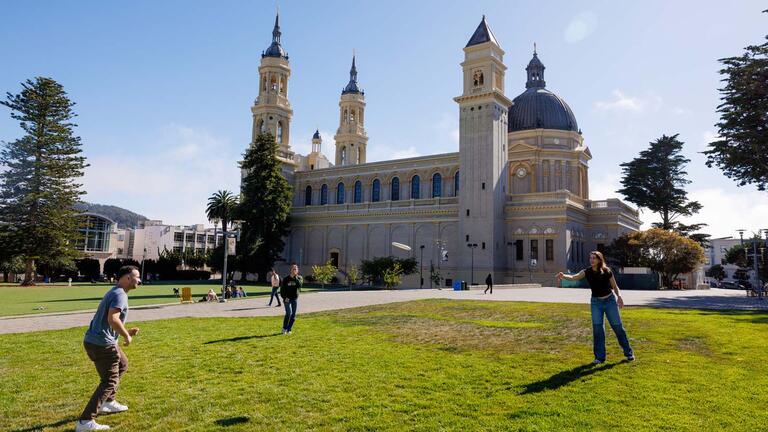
[267,267,282,307]
[280,264,302,334]
[76,265,141,431]
[556,251,635,365]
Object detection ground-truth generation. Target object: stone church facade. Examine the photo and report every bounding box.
[246,14,641,286]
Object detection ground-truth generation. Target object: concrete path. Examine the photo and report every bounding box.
[0,287,765,335]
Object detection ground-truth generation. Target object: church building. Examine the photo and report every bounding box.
[245,14,641,286]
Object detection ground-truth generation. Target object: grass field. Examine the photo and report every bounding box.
[1,299,767,431]
[0,282,284,317]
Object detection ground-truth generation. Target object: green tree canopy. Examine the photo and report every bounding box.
[633,228,706,289]
[360,256,418,286]
[705,13,768,191]
[0,77,88,284]
[705,264,727,282]
[238,133,292,281]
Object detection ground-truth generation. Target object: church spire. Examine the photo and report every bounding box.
[525,48,546,89]
[263,11,288,59]
[342,54,362,94]
[465,15,500,48]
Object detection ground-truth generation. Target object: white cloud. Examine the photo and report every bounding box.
[678,188,768,238]
[391,146,421,159]
[564,11,598,44]
[594,90,662,113]
[82,124,241,226]
[589,172,623,201]
[701,130,720,150]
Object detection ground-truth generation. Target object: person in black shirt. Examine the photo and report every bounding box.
[280,264,303,335]
[484,273,493,294]
[556,251,635,364]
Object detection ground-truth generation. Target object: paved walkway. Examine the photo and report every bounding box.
[1,287,765,335]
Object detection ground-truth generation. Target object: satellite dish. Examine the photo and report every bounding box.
[391,242,412,252]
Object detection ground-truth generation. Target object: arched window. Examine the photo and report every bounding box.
[350,110,355,123]
[354,181,362,203]
[432,173,442,198]
[336,182,345,204]
[271,76,278,92]
[343,109,349,123]
[454,171,460,196]
[305,185,312,206]
[320,184,328,205]
[277,121,283,143]
[372,179,381,202]
[256,119,265,134]
[341,147,347,166]
[391,177,400,201]
[411,175,420,199]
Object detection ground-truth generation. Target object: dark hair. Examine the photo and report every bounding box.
[117,265,139,280]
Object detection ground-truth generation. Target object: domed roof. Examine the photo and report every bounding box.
[262,13,288,59]
[508,51,579,133]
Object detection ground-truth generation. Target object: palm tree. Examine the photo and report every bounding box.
[206,190,238,234]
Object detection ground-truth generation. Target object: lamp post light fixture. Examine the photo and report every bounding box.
[467,243,478,286]
[419,245,425,288]
[737,229,746,247]
[140,248,147,282]
[220,220,243,302]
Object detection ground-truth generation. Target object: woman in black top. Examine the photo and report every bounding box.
[280,264,302,335]
[556,251,635,364]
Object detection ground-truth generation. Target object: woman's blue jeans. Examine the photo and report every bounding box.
[283,298,298,331]
[590,295,634,361]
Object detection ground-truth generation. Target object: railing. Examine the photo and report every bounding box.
[293,196,458,214]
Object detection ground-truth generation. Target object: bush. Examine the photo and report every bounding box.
[173,270,212,281]
[361,256,417,285]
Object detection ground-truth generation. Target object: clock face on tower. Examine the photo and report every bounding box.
[516,167,527,178]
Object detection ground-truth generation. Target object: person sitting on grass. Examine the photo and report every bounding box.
[556,251,635,365]
[224,286,232,299]
[237,287,247,298]
[206,289,218,302]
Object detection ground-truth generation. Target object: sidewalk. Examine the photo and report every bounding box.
[0,287,764,335]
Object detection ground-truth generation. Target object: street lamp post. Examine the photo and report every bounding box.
[419,245,425,288]
[467,243,478,285]
[140,248,147,281]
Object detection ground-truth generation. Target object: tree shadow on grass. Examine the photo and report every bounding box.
[214,416,250,427]
[12,416,77,432]
[519,362,620,395]
[204,333,282,344]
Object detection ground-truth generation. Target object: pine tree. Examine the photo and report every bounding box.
[238,133,292,281]
[705,12,768,191]
[0,77,88,284]
[617,134,706,241]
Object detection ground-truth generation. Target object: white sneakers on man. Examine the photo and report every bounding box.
[100,400,129,414]
[75,419,110,431]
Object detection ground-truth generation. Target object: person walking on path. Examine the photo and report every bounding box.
[556,251,635,365]
[267,268,282,307]
[76,265,141,431]
[484,273,493,294]
[280,264,302,334]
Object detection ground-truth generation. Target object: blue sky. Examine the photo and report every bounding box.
[1,1,766,237]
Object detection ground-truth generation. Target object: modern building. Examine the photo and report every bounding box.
[704,236,761,286]
[245,14,641,286]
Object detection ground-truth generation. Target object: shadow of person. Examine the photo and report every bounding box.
[519,362,620,395]
[12,416,78,432]
[214,416,250,427]
[203,333,282,344]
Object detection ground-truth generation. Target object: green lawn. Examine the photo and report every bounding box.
[1,300,766,431]
[0,283,283,317]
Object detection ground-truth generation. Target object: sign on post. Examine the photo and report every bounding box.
[227,237,236,255]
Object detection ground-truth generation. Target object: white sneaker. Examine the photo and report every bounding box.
[75,419,111,431]
[100,400,128,413]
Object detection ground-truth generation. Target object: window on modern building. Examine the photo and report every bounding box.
[196,234,205,243]
[173,246,182,253]
[336,183,345,204]
[466,209,470,216]
[515,240,523,261]
[117,248,123,255]
[185,233,194,243]
[372,179,381,202]
[454,171,460,196]
[530,239,539,261]
[354,181,362,203]
[174,232,183,242]
[207,236,215,244]
[432,173,442,198]
[321,184,328,205]
[411,175,420,199]
[391,177,400,201]
[466,234,469,242]
[482,242,486,250]
[305,185,312,206]
[482,182,485,190]
[546,239,554,261]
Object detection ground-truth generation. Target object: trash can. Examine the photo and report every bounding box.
[453,280,462,291]
[461,281,468,290]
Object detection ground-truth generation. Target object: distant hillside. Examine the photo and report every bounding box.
[74,202,149,229]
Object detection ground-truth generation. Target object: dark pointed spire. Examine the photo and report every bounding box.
[465,15,500,48]
[525,47,546,89]
[342,54,362,94]
[262,11,288,59]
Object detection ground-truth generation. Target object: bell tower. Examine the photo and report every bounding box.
[454,16,512,282]
[252,12,295,168]
[334,55,368,166]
